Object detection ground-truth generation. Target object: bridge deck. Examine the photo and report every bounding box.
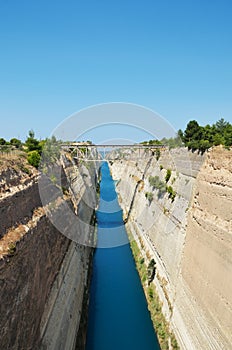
[61,143,164,148]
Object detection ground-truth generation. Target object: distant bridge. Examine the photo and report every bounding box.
[61,143,166,161]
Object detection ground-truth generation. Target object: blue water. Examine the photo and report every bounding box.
[85,162,160,350]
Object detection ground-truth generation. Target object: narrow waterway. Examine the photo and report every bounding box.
[85,162,160,350]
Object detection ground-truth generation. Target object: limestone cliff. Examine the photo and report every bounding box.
[0,152,98,349]
[110,146,232,349]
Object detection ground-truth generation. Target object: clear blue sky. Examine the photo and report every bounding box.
[0,0,232,141]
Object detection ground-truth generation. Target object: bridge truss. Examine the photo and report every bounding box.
[61,143,166,161]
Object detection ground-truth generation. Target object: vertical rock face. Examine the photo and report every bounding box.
[110,147,232,349]
[0,153,98,350]
[176,147,232,349]
[0,216,70,350]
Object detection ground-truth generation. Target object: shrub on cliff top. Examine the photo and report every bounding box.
[10,138,22,149]
[0,138,6,145]
[27,150,41,168]
[25,130,42,154]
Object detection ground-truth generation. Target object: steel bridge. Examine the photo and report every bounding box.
[61,143,166,161]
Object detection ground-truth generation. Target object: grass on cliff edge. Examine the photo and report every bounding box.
[0,152,35,176]
[129,235,179,350]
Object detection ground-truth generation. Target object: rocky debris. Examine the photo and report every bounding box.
[0,153,37,197]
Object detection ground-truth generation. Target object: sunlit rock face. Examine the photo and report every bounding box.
[110,146,232,350]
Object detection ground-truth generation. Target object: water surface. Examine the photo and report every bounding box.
[86,162,160,350]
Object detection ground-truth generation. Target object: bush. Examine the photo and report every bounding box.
[0,138,6,145]
[25,130,42,154]
[145,192,153,204]
[27,150,41,168]
[149,176,166,198]
[50,174,57,184]
[159,164,163,170]
[157,183,166,197]
[149,175,160,189]
[166,185,176,202]
[165,169,171,182]
[158,184,166,198]
[148,287,154,299]
[148,258,156,269]
[10,138,22,149]
[155,149,161,160]
[8,242,16,255]
[147,259,156,284]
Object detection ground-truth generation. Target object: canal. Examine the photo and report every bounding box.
[85,162,160,350]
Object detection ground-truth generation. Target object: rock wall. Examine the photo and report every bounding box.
[0,215,70,349]
[0,156,39,238]
[0,153,98,349]
[110,146,232,349]
[0,179,41,239]
[174,147,232,349]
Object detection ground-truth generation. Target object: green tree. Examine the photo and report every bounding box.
[183,120,201,144]
[40,136,60,164]
[215,118,229,133]
[0,138,6,145]
[213,134,225,146]
[202,125,214,143]
[199,139,211,153]
[10,138,22,148]
[177,129,183,141]
[224,124,232,147]
[25,130,42,154]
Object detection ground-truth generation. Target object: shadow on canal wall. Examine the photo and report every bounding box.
[0,152,99,349]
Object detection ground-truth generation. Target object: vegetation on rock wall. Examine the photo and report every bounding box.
[165,169,172,183]
[166,186,176,202]
[148,175,176,202]
[129,235,179,350]
[145,191,153,205]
